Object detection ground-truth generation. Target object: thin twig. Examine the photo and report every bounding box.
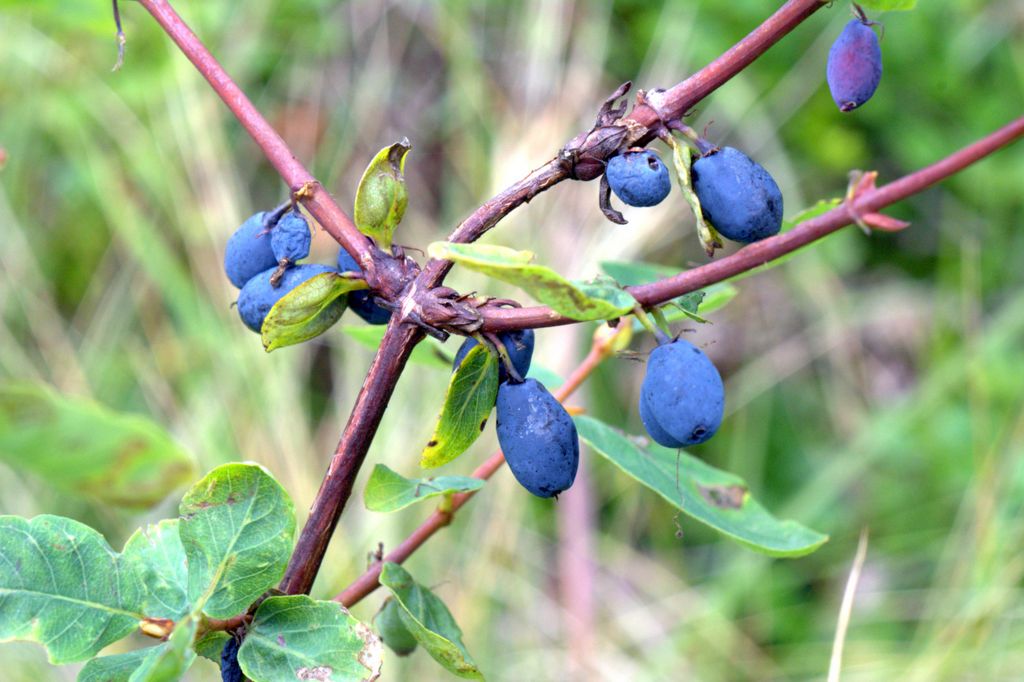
[477,116,1024,332]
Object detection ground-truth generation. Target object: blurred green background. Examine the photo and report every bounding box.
[1,0,1023,679]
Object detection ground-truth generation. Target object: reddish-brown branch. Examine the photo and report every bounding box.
[334,328,617,607]
[279,321,424,595]
[135,0,372,269]
[479,115,1024,332]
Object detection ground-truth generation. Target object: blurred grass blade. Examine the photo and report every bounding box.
[0,382,196,509]
[576,415,828,557]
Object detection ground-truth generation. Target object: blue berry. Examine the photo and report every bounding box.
[827,19,882,112]
[337,250,392,325]
[452,329,535,382]
[237,263,337,332]
[496,379,579,498]
[270,211,311,263]
[605,150,671,207]
[639,390,685,448]
[639,339,724,447]
[691,147,783,244]
[224,212,277,289]
[220,636,243,682]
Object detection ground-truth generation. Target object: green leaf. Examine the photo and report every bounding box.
[340,325,454,369]
[525,363,564,389]
[856,0,916,11]
[379,562,483,680]
[0,515,143,663]
[354,139,411,250]
[128,615,197,682]
[194,630,230,663]
[420,345,499,468]
[79,649,153,682]
[667,135,723,256]
[0,382,196,509]
[261,272,367,352]
[179,463,295,618]
[428,242,636,321]
[120,520,189,621]
[238,595,383,682]
[364,464,484,513]
[575,416,828,557]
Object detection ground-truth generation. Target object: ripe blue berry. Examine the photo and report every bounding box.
[337,250,392,325]
[639,338,725,447]
[605,149,671,207]
[236,263,337,332]
[374,599,417,657]
[496,379,579,498]
[220,636,243,682]
[827,19,882,112]
[452,329,535,382]
[224,212,277,289]
[691,147,784,244]
[270,211,311,263]
[639,390,685,448]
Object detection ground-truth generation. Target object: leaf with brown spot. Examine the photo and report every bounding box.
[698,484,747,509]
[179,463,295,618]
[420,345,499,469]
[575,415,828,557]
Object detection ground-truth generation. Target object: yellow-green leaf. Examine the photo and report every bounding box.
[667,135,723,257]
[427,242,636,321]
[260,272,367,352]
[420,345,498,468]
[354,139,411,250]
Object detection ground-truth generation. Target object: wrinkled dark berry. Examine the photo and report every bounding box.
[452,329,535,382]
[220,636,244,682]
[224,212,276,289]
[270,211,311,263]
[237,263,336,332]
[337,249,392,325]
[496,379,579,498]
[827,19,882,112]
[691,147,783,244]
[374,598,418,657]
[605,149,671,207]
[639,338,725,447]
